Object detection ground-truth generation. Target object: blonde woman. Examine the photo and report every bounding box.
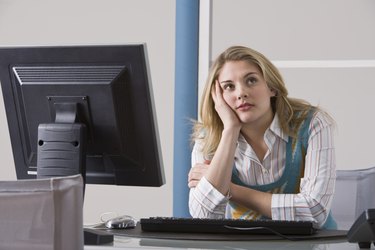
[188,46,336,229]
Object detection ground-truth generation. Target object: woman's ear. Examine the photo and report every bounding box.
[270,88,277,97]
[266,82,277,97]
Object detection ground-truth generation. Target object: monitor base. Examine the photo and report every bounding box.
[84,228,113,245]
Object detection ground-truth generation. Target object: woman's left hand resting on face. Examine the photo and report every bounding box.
[195,81,241,196]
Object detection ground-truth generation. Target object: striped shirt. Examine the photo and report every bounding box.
[189,111,336,228]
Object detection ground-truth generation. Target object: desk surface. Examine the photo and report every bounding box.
[83,224,361,250]
[84,235,361,250]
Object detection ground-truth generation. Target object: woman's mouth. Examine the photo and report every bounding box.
[236,103,254,111]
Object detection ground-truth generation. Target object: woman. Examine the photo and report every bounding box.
[188,45,336,229]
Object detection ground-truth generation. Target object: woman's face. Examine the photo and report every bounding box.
[217,60,275,126]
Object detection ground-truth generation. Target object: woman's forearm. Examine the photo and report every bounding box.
[205,128,240,196]
[230,183,272,218]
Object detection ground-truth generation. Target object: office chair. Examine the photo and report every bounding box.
[0,175,84,250]
[330,166,375,230]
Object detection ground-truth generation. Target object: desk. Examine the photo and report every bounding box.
[84,235,361,250]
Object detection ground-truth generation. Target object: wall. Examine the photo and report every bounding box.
[211,0,375,170]
[0,0,175,223]
[1,0,374,225]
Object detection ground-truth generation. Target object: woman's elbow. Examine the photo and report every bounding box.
[313,209,330,228]
[309,199,334,229]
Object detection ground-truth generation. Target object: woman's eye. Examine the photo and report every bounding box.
[246,77,257,85]
[223,83,234,90]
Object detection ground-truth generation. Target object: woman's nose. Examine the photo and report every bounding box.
[237,87,248,100]
[237,94,248,100]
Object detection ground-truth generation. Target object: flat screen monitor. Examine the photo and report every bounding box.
[0,44,165,187]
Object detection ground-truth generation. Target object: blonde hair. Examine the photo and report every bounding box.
[192,45,316,157]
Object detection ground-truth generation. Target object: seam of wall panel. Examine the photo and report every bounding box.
[272,60,375,68]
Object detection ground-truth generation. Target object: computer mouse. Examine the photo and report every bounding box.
[105,215,136,229]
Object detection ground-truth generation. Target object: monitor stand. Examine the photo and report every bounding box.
[84,228,114,245]
[36,104,114,245]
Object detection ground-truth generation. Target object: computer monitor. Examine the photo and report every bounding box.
[0,44,165,187]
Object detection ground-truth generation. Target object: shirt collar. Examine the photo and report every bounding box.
[237,114,288,157]
[268,114,288,142]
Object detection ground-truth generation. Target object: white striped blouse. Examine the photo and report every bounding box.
[188,111,336,228]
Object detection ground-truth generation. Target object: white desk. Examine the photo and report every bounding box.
[84,235,363,250]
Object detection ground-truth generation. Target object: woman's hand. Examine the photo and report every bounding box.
[211,81,241,131]
[188,160,210,188]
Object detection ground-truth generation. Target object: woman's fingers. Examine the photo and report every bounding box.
[188,164,209,181]
[211,81,241,130]
[188,180,200,188]
[188,163,210,188]
[211,80,223,105]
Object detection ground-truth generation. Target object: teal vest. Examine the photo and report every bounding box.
[231,111,336,229]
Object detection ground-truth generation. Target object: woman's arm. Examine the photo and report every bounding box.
[188,142,229,218]
[188,127,241,218]
[229,183,272,218]
[271,112,336,227]
[188,82,241,218]
[223,111,335,227]
[205,81,242,195]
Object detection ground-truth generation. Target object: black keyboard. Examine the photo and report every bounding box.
[140,217,316,236]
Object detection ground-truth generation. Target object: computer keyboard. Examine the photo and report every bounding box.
[140,217,316,236]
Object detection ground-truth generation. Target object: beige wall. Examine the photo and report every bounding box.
[0,0,175,223]
[211,0,375,170]
[1,0,374,225]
